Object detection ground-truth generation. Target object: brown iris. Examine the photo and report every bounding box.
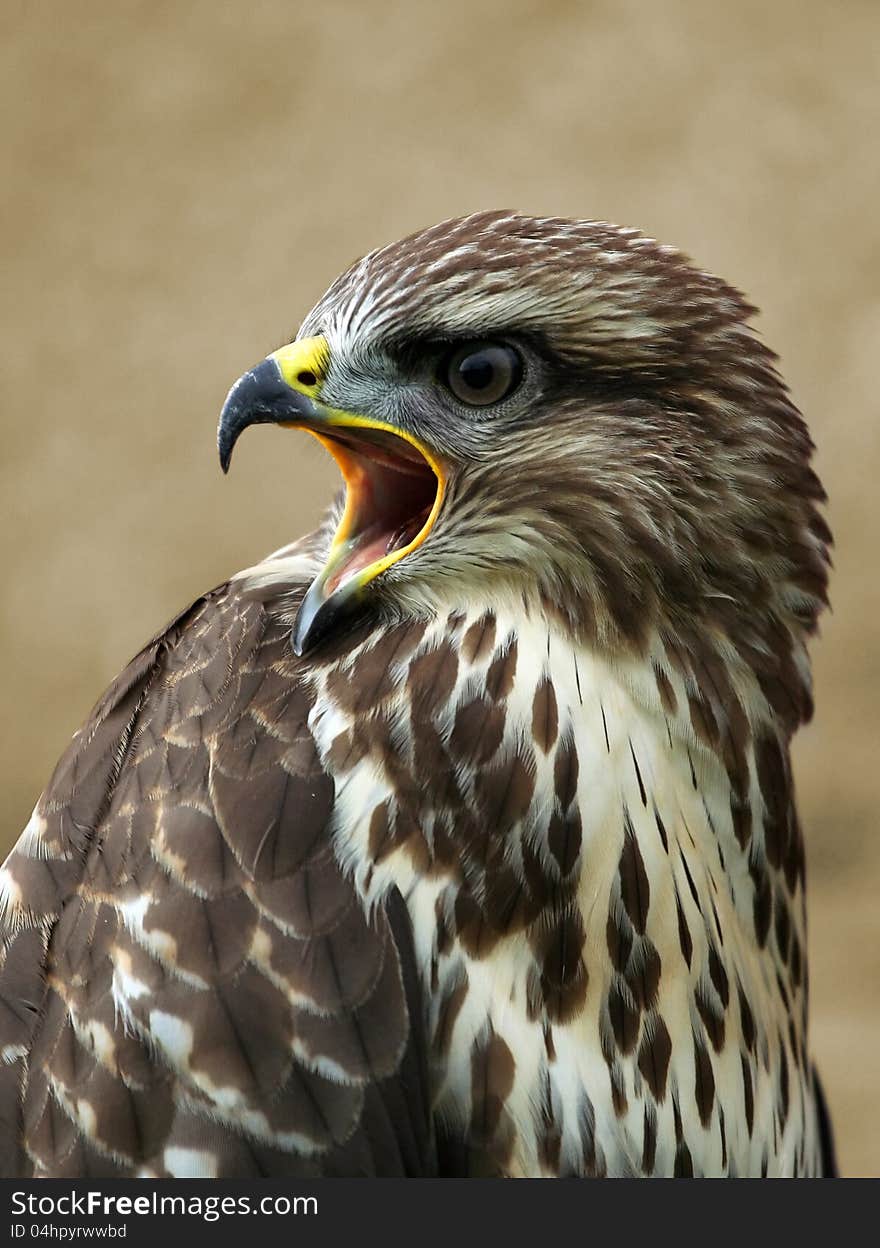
[443,341,522,406]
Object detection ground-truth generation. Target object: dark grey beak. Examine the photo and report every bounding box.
[217,357,320,473]
[216,354,371,656]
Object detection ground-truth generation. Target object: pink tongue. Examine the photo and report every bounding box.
[326,529,393,594]
[325,503,432,595]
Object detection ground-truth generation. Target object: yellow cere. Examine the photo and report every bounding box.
[269,336,331,395]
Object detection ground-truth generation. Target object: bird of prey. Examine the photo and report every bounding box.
[0,211,836,1178]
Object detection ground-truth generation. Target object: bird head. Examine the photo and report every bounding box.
[219,210,829,711]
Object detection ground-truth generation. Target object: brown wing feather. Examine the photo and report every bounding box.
[0,585,433,1176]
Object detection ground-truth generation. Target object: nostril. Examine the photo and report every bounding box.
[297,370,317,387]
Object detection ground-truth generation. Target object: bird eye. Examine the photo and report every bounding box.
[443,342,523,407]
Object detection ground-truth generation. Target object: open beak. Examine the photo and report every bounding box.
[218,336,446,656]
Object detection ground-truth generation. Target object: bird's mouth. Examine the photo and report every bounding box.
[217,338,446,655]
[304,422,445,596]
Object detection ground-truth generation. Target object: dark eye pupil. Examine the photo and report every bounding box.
[444,341,522,406]
[459,355,495,391]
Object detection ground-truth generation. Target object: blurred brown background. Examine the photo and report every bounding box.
[2,0,877,1174]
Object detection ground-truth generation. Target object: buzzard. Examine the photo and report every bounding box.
[0,212,836,1177]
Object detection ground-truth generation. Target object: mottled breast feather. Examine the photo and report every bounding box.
[0,578,835,1177]
[0,585,434,1177]
[299,602,830,1178]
